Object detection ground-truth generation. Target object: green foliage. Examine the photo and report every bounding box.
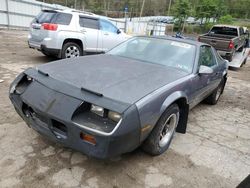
[172,0,191,32]
[194,0,231,26]
[218,15,233,24]
[38,0,250,19]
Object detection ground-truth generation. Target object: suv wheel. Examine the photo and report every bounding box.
[62,42,83,59]
[142,104,179,156]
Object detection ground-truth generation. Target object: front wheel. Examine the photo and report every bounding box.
[61,42,83,59]
[142,104,179,156]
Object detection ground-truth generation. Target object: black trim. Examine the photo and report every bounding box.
[41,45,60,57]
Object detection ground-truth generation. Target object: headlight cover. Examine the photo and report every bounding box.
[108,111,121,122]
[9,83,17,94]
[9,74,33,94]
[90,104,104,117]
[90,104,121,122]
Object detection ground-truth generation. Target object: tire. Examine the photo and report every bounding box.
[41,51,55,58]
[142,104,179,156]
[204,78,226,105]
[227,54,233,62]
[238,46,244,52]
[61,42,83,59]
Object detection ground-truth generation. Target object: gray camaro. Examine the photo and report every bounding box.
[9,36,228,158]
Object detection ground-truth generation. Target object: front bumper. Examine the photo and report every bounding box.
[9,77,141,159]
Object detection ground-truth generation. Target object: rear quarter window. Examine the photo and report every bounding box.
[79,17,99,29]
[52,13,72,25]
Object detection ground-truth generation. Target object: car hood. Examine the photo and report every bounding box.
[36,54,188,104]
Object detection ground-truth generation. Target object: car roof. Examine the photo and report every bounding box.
[43,9,101,19]
[135,35,206,47]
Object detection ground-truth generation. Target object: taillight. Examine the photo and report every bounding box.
[41,23,58,31]
[228,41,234,49]
[198,36,200,42]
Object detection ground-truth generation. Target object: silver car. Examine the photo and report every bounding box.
[28,9,130,58]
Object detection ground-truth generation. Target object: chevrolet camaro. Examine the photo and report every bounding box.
[9,36,228,158]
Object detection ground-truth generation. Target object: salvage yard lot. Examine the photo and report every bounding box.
[0,29,249,188]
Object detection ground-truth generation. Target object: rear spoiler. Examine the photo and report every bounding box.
[41,9,59,13]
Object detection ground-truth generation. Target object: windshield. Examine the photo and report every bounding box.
[107,37,196,73]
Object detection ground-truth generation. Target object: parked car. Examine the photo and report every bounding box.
[198,25,246,61]
[28,9,130,58]
[10,36,228,159]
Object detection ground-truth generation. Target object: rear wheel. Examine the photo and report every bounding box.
[227,50,235,62]
[205,78,226,105]
[238,46,244,52]
[142,104,179,156]
[61,42,83,59]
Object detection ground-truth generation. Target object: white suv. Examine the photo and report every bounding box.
[28,9,130,58]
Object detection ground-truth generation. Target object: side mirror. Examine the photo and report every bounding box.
[117,29,121,34]
[198,65,213,75]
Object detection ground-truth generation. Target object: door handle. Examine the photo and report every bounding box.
[80,29,86,33]
[104,33,109,36]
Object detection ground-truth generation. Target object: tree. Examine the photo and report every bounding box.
[218,14,233,24]
[172,0,191,32]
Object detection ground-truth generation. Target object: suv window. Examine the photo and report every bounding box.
[100,20,118,33]
[34,11,72,25]
[79,17,99,29]
[199,46,217,67]
[52,13,72,25]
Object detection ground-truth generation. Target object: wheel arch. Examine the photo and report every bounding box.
[159,91,189,134]
[60,38,84,58]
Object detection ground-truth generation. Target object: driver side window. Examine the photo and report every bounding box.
[199,46,216,67]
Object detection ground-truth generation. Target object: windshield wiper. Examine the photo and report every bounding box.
[81,87,103,97]
[38,69,49,77]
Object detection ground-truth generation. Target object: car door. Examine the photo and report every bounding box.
[99,19,123,52]
[190,45,220,106]
[239,27,245,47]
[79,16,100,52]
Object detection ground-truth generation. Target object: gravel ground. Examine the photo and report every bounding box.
[0,29,249,188]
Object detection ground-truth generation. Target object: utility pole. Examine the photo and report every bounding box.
[5,0,10,29]
[168,0,172,16]
[139,0,145,18]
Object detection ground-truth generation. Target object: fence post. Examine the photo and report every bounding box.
[5,0,10,29]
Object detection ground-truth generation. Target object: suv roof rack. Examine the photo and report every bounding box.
[41,9,59,12]
[71,10,95,16]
